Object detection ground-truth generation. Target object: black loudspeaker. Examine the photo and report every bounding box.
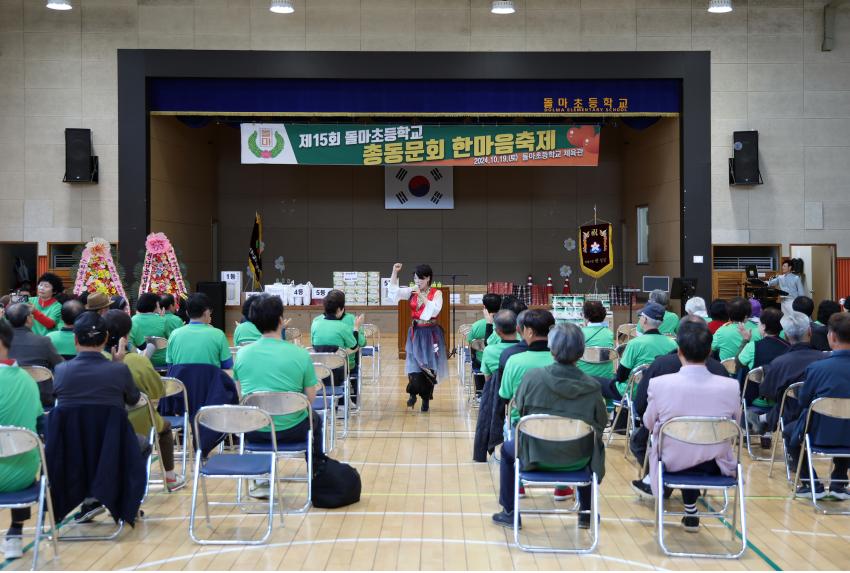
[196,281,227,332]
[64,128,98,183]
[729,130,762,185]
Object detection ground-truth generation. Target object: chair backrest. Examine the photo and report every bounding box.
[624,363,650,398]
[809,396,850,421]
[457,323,473,338]
[313,363,333,384]
[146,336,168,351]
[310,351,347,372]
[160,376,187,400]
[22,365,53,383]
[284,327,302,344]
[582,346,618,364]
[721,358,737,376]
[657,416,742,460]
[241,391,311,418]
[362,323,380,344]
[742,366,764,396]
[617,323,637,343]
[194,404,274,436]
[469,338,486,352]
[516,414,594,443]
[0,426,41,459]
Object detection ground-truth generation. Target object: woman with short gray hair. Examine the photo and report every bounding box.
[548,322,586,365]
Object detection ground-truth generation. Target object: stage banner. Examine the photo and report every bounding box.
[385,166,453,210]
[240,123,600,167]
[579,223,614,279]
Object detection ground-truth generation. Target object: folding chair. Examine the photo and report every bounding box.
[240,392,314,514]
[792,396,850,514]
[0,426,59,570]
[616,323,636,345]
[359,323,381,383]
[656,416,747,559]
[145,336,169,375]
[21,365,54,408]
[309,350,350,438]
[311,363,339,453]
[189,405,282,545]
[157,376,192,478]
[284,327,302,347]
[740,367,774,461]
[768,381,805,482]
[721,358,738,377]
[130,393,168,501]
[468,338,486,404]
[456,323,473,382]
[513,414,600,553]
[606,364,650,453]
[581,346,618,379]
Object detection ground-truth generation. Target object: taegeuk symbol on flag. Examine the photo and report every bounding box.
[384,166,454,210]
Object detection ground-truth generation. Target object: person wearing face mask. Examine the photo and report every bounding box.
[28,273,64,336]
[388,262,448,412]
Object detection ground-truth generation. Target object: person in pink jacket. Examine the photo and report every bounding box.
[643,318,741,532]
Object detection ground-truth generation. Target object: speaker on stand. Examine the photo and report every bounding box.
[63,128,98,183]
[196,281,227,332]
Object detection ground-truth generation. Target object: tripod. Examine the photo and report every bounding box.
[436,273,469,359]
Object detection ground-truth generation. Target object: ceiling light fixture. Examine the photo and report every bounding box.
[491,1,515,15]
[707,0,732,13]
[46,0,72,10]
[270,0,294,14]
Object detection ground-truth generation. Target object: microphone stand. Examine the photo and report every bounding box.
[437,273,469,359]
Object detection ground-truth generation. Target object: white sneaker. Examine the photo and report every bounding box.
[3,536,23,560]
[249,480,270,499]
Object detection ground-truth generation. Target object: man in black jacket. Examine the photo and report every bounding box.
[811,300,841,352]
[5,303,63,371]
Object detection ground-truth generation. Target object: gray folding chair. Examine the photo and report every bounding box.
[513,415,600,553]
[359,323,381,383]
[768,381,805,482]
[616,323,636,345]
[581,346,618,377]
[721,358,738,377]
[457,323,474,383]
[656,416,746,559]
[284,327,302,346]
[606,364,649,455]
[240,392,314,513]
[792,396,850,514]
[21,365,53,408]
[0,426,58,570]
[157,376,192,478]
[129,393,168,501]
[740,367,774,461]
[189,405,282,545]
[309,350,350,438]
[312,363,339,453]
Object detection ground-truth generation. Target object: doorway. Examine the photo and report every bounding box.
[0,243,38,295]
[790,244,836,304]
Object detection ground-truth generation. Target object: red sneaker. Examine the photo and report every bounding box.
[518,485,526,498]
[553,486,574,501]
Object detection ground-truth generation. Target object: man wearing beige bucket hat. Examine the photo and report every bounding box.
[85,292,111,315]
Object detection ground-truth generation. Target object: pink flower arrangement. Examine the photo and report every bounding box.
[145,232,171,255]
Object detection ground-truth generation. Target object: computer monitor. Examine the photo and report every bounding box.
[642,275,670,293]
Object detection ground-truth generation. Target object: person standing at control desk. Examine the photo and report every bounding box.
[768,259,806,316]
[388,262,448,413]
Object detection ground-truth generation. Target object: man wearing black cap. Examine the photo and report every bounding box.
[602,302,678,401]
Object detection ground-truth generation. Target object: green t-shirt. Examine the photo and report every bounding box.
[310,314,364,370]
[499,349,556,423]
[234,337,319,431]
[481,339,520,376]
[637,311,680,336]
[28,297,61,336]
[163,312,185,333]
[618,333,678,396]
[577,325,615,379]
[467,318,488,361]
[487,329,519,346]
[712,321,759,361]
[166,322,231,367]
[0,365,43,492]
[234,321,262,347]
[131,312,172,366]
[47,327,76,357]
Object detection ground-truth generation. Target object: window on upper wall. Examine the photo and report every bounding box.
[636,205,649,264]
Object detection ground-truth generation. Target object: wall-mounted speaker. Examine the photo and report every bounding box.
[63,128,98,183]
[729,130,762,185]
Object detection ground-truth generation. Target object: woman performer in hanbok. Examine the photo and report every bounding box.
[389,262,449,412]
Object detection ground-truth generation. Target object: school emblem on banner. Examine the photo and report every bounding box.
[240,123,298,164]
[579,223,614,278]
[384,166,454,210]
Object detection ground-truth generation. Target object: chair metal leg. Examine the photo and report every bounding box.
[32,483,46,570]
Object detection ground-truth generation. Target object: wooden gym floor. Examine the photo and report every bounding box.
[3,335,850,571]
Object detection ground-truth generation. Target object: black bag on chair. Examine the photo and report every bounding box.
[311,457,361,508]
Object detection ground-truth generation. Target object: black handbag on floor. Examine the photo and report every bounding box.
[311,457,361,508]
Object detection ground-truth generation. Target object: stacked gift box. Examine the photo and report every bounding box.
[332,271,383,306]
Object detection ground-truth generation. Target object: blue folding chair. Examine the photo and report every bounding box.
[0,426,58,570]
[189,405,282,545]
[309,350,350,438]
[130,394,168,502]
[656,416,746,559]
[740,367,774,461]
[514,414,600,553]
[359,323,381,383]
[240,391,314,514]
[312,363,339,453]
[606,363,649,455]
[768,381,805,482]
[157,376,192,479]
[792,396,850,514]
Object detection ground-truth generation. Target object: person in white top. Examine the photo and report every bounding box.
[389,262,448,412]
[767,259,806,316]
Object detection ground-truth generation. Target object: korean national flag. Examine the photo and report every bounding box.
[384,166,454,210]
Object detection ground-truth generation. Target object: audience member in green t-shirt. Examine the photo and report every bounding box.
[486,295,526,346]
[166,293,232,369]
[602,302,678,401]
[159,294,187,334]
[28,272,65,336]
[46,299,84,359]
[499,309,556,424]
[234,295,325,499]
[131,293,178,367]
[712,297,759,362]
[481,310,521,382]
[233,295,263,346]
[577,300,615,381]
[0,318,46,560]
[636,289,679,336]
[468,293,502,365]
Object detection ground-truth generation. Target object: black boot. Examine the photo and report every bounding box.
[407,394,416,408]
[421,398,429,413]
